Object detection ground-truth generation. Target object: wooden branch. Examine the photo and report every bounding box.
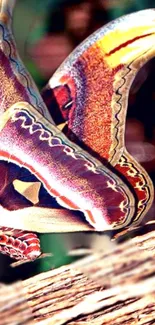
[0,222,155,325]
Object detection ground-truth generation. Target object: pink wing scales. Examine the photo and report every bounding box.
[0,26,52,121]
[0,102,136,231]
[42,9,155,227]
[114,153,152,225]
[42,45,123,161]
[0,0,53,261]
[0,3,154,262]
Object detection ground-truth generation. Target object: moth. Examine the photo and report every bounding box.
[0,0,154,261]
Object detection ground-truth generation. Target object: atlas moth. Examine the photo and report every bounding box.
[0,0,154,261]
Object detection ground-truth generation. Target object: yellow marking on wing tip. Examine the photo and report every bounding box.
[97,25,155,68]
[13,180,41,204]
